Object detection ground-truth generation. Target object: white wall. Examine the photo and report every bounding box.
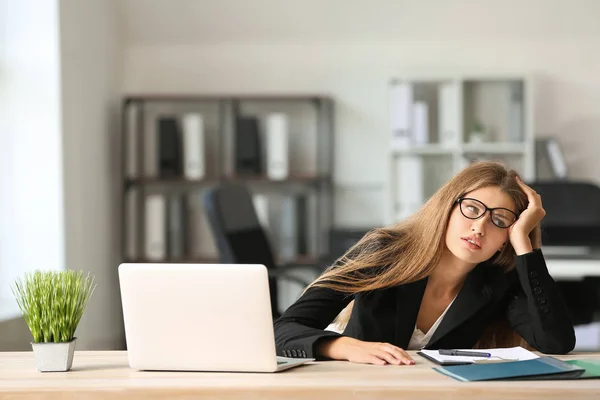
[121,0,600,44]
[121,0,600,227]
[0,0,64,313]
[60,0,125,350]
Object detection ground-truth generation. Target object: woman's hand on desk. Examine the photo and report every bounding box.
[317,337,415,366]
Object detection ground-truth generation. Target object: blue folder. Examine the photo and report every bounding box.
[434,356,585,382]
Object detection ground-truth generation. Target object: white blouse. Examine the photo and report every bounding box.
[407,296,456,350]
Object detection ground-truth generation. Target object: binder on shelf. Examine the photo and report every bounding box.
[265,112,289,180]
[412,102,429,145]
[124,188,139,260]
[143,109,159,178]
[125,102,139,179]
[295,194,309,256]
[168,194,188,260]
[145,194,166,261]
[158,117,184,178]
[235,116,262,175]
[182,113,205,180]
[390,81,413,150]
[266,195,283,259]
[279,195,298,262]
[306,193,319,257]
[508,82,524,142]
[438,82,459,146]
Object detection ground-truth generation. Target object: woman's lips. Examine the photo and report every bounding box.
[462,238,481,250]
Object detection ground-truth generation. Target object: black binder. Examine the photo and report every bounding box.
[234,116,262,175]
[158,117,183,178]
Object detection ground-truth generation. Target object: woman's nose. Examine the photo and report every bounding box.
[470,213,491,234]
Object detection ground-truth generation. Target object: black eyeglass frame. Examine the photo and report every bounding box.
[455,197,519,229]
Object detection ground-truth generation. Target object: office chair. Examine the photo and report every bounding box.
[528,180,600,325]
[203,182,323,319]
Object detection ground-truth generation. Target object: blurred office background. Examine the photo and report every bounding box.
[1,0,600,351]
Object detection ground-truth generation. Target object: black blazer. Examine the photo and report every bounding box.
[274,249,576,360]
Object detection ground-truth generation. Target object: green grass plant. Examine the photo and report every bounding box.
[12,270,96,343]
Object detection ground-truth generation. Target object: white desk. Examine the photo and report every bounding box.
[1,351,600,399]
[546,259,600,280]
[543,247,600,280]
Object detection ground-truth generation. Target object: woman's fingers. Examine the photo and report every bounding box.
[370,343,415,365]
[382,344,415,365]
[516,176,533,192]
[367,354,387,366]
[397,348,415,365]
[372,348,402,365]
[516,177,545,221]
[346,340,416,366]
[516,177,542,205]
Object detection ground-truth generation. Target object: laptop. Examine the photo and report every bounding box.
[118,262,314,372]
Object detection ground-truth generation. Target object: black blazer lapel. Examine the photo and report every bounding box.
[425,266,492,348]
[395,278,427,347]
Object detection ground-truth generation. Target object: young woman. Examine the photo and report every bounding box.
[274,161,575,366]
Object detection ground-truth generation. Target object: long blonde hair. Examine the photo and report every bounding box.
[312,161,540,348]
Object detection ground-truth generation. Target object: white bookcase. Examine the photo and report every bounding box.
[385,73,535,225]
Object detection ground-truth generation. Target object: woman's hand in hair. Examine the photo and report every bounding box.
[509,177,546,255]
[317,337,415,366]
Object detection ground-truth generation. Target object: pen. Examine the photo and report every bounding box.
[438,349,491,357]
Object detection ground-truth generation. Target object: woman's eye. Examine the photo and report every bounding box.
[493,218,508,228]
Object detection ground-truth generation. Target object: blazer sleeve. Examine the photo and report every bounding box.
[273,234,390,360]
[273,284,354,360]
[505,248,576,354]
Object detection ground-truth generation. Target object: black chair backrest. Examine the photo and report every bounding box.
[203,183,280,315]
[204,183,277,268]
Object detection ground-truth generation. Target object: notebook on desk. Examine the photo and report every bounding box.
[434,357,585,382]
[565,359,600,379]
[418,346,538,366]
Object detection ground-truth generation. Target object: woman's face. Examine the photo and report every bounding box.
[445,186,517,265]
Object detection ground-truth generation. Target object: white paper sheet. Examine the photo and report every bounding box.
[419,346,539,364]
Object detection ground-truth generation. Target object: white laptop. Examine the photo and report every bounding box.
[118,263,314,372]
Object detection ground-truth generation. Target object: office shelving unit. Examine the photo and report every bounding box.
[120,94,335,267]
[385,73,535,225]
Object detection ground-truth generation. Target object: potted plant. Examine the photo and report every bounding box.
[12,270,96,372]
[469,120,488,143]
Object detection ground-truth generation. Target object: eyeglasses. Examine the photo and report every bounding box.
[456,197,519,229]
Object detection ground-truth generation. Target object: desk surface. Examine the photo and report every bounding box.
[545,258,600,280]
[1,351,600,399]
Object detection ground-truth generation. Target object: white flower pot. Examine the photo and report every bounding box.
[31,338,77,372]
[469,131,487,143]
